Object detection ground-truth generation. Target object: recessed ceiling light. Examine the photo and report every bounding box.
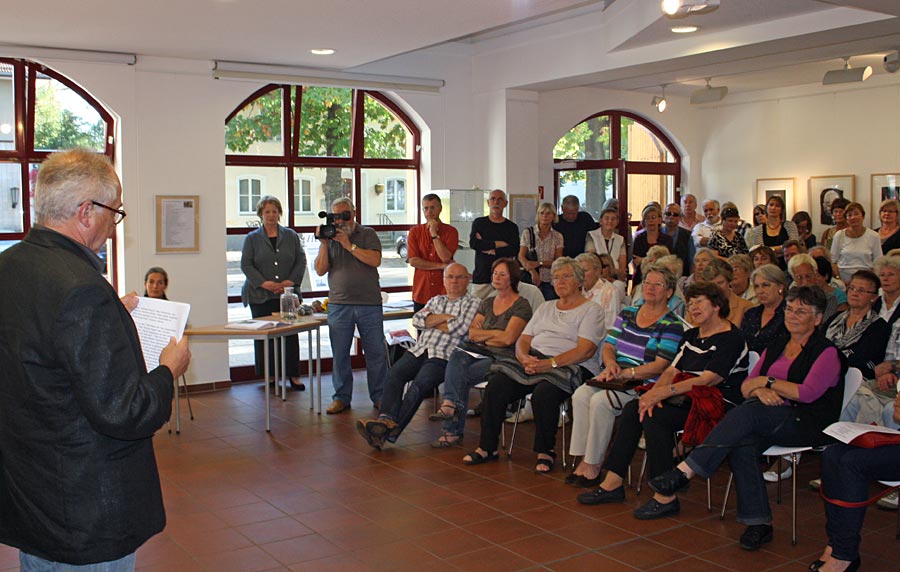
[671,25,698,33]
[310,48,335,55]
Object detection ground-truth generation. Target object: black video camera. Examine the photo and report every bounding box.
[317,210,352,239]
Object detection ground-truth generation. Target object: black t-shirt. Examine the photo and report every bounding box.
[671,324,748,405]
[553,211,598,258]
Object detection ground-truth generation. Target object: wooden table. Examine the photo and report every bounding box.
[185,318,321,431]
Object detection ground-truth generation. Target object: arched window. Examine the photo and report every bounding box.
[224,85,421,373]
[553,111,680,230]
[0,59,116,278]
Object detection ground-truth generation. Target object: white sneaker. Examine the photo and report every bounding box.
[809,478,821,490]
[763,455,800,483]
[877,489,899,510]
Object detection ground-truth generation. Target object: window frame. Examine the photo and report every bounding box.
[384,176,406,213]
[237,175,263,215]
[293,176,313,214]
[0,59,118,283]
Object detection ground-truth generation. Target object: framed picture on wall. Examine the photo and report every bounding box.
[809,175,855,231]
[509,194,539,233]
[755,178,795,216]
[871,173,900,226]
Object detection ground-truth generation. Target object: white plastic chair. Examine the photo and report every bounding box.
[720,367,864,545]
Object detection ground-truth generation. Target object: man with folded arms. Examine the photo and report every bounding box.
[357,263,479,448]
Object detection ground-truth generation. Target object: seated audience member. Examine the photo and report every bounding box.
[633,204,673,287]
[519,202,564,300]
[679,247,715,291]
[876,198,900,254]
[723,201,752,238]
[831,202,881,284]
[586,207,627,283]
[648,286,846,550]
[745,195,799,269]
[577,253,620,331]
[811,394,900,572]
[728,254,756,303]
[555,194,598,258]
[875,254,900,324]
[808,244,846,292]
[782,239,804,265]
[824,270,888,382]
[709,206,749,259]
[792,211,816,250]
[739,264,788,354]
[699,259,755,326]
[578,282,748,518]
[822,197,850,251]
[144,266,169,299]
[429,259,531,447]
[789,254,846,322]
[635,253,685,318]
[750,245,777,269]
[462,258,603,472]
[357,263,479,449]
[566,264,684,485]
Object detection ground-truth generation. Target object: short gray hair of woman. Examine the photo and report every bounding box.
[874,254,900,275]
[644,262,677,292]
[880,198,900,215]
[34,148,119,225]
[728,254,753,276]
[699,258,734,283]
[551,257,585,287]
[255,195,283,217]
[657,254,684,280]
[750,263,788,287]
[787,253,816,278]
[575,252,602,272]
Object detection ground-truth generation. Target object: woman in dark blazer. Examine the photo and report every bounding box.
[241,196,307,389]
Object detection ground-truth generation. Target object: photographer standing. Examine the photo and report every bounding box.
[315,197,386,414]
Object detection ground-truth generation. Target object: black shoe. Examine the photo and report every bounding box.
[289,379,306,391]
[739,524,773,551]
[633,497,681,520]
[564,472,580,485]
[576,474,603,488]
[355,419,383,450]
[577,486,625,505]
[648,468,691,496]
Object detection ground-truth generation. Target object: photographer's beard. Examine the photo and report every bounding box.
[338,220,353,233]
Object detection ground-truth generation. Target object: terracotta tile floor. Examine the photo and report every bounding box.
[2,373,899,571]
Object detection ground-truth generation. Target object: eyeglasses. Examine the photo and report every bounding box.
[664,211,681,217]
[847,285,877,295]
[91,201,126,224]
[643,281,667,289]
[881,209,899,214]
[792,273,816,283]
[551,273,576,283]
[784,305,815,317]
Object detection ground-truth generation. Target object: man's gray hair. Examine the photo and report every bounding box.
[561,195,580,207]
[332,196,356,211]
[35,148,119,225]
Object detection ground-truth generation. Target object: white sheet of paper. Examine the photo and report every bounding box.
[823,421,900,444]
[130,297,190,371]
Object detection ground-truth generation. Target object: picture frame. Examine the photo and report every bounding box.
[156,195,200,253]
[509,194,539,233]
[808,175,855,234]
[755,178,795,217]
[871,173,900,227]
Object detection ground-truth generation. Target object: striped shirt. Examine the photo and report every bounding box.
[604,306,684,380]
[410,293,481,361]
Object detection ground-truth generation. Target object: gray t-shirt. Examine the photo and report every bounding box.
[523,299,603,374]
[326,224,382,305]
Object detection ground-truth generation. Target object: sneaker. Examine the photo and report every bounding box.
[739,524,773,551]
[505,401,534,424]
[763,460,793,483]
[877,489,899,510]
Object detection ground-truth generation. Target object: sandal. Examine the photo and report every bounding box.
[534,452,557,474]
[431,433,463,448]
[428,404,458,422]
[462,449,498,465]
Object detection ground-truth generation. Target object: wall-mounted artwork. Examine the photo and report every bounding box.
[808,175,855,233]
[872,173,900,227]
[755,178,795,218]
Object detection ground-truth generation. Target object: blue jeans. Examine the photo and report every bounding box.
[20,552,135,572]
[328,303,387,405]
[822,443,900,561]
[441,350,493,436]
[379,350,447,441]
[685,400,805,526]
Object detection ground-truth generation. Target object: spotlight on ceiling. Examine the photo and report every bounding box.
[690,78,728,104]
[651,85,668,113]
[822,57,872,85]
[661,0,719,19]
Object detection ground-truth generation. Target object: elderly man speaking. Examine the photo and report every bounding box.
[356,263,480,449]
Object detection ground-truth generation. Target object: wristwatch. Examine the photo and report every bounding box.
[350,244,358,252]
[765,376,776,389]
[550,357,558,369]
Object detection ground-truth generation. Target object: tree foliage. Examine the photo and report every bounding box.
[34,82,104,151]
[553,116,614,216]
[224,86,409,207]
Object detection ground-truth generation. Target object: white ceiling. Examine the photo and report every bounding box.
[2,0,899,97]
